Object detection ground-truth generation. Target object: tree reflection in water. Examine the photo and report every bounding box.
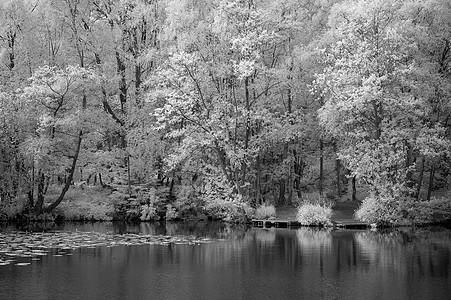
[0,222,450,300]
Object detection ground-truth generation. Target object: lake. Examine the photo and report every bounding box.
[1,222,450,300]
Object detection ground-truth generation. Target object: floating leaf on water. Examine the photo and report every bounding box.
[0,230,219,265]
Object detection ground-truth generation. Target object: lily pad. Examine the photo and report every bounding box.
[0,230,218,267]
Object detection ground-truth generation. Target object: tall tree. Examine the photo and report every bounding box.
[21,65,98,213]
[313,0,449,216]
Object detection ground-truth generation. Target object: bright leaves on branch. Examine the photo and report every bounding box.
[21,65,98,170]
[312,0,451,224]
[0,0,450,224]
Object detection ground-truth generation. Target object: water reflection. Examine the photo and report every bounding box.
[356,228,451,277]
[1,222,450,300]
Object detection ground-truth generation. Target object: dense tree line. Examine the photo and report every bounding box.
[0,0,450,224]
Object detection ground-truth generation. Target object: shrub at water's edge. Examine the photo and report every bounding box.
[297,191,335,208]
[355,195,451,226]
[355,195,398,226]
[165,204,179,221]
[58,201,115,221]
[0,195,27,221]
[2,183,258,223]
[254,204,276,220]
[54,186,117,221]
[296,204,332,226]
[204,198,255,223]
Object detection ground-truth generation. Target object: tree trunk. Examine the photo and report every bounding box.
[426,164,435,201]
[168,178,175,198]
[373,101,382,139]
[405,143,414,190]
[241,77,250,187]
[278,142,291,205]
[293,149,302,198]
[127,154,131,197]
[45,132,83,213]
[278,179,285,205]
[94,53,124,126]
[7,31,16,70]
[27,191,34,210]
[132,25,143,106]
[99,173,104,187]
[287,162,293,205]
[333,142,341,197]
[256,154,261,205]
[275,144,290,205]
[116,51,127,113]
[214,141,232,183]
[286,66,293,204]
[43,175,50,194]
[416,156,425,201]
[319,139,324,195]
[135,64,142,104]
[34,172,45,214]
[352,175,357,202]
[29,163,35,208]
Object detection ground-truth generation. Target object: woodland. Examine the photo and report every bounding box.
[0,0,450,226]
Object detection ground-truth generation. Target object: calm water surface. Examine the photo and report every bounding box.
[0,222,450,300]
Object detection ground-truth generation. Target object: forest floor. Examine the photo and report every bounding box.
[275,200,361,221]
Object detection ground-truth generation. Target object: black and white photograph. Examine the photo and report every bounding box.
[0,0,450,299]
